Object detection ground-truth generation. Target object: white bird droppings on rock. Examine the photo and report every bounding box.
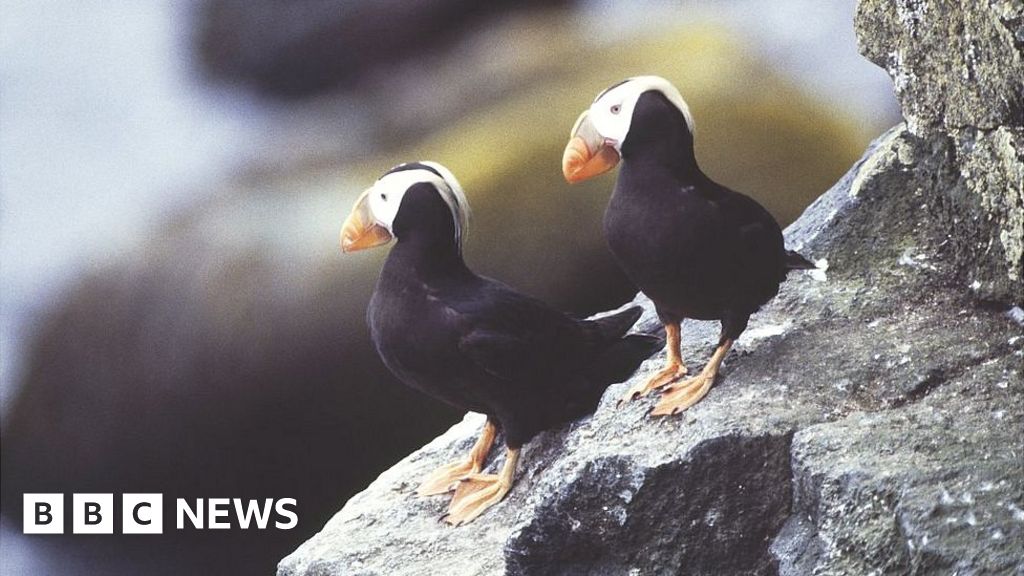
[809,258,829,282]
[737,321,793,346]
[1007,306,1024,326]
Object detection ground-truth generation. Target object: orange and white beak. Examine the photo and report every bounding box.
[562,111,620,184]
[340,189,393,253]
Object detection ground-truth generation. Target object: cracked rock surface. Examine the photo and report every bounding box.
[856,0,1024,303]
[278,126,1024,575]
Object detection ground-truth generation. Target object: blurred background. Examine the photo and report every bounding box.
[0,0,898,573]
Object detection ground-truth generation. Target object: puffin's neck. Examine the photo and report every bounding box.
[384,234,470,286]
[629,136,692,169]
[619,118,709,187]
[618,137,710,198]
[618,91,710,190]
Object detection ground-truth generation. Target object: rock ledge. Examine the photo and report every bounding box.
[278,127,1023,575]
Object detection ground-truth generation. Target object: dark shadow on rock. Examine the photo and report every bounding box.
[505,433,793,576]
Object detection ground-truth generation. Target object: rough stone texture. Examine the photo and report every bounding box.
[856,0,1024,303]
[277,127,1024,576]
[855,0,1023,131]
[774,355,1024,575]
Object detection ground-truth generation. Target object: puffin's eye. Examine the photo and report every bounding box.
[610,104,622,114]
[380,192,388,201]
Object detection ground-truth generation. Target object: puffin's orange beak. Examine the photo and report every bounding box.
[562,111,620,183]
[340,190,392,253]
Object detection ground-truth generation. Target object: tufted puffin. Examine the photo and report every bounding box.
[561,76,815,416]
[340,161,662,524]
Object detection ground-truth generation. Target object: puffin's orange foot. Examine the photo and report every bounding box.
[619,362,688,405]
[444,473,511,526]
[417,460,478,496]
[651,372,714,416]
[420,419,498,496]
[443,447,519,526]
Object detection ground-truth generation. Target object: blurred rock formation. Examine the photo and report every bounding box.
[195,0,571,97]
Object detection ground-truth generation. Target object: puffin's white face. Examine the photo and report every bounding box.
[562,76,694,183]
[340,161,470,253]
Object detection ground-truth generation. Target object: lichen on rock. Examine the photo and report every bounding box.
[856,0,1024,303]
[855,0,1023,132]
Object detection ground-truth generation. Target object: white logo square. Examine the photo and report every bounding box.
[72,493,114,534]
[23,494,63,534]
[122,493,163,534]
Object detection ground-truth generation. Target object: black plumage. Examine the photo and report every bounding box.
[369,183,659,444]
[563,78,814,415]
[343,164,660,523]
[605,90,809,339]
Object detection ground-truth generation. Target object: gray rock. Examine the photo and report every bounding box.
[277,125,1024,575]
[855,0,1024,303]
[855,0,1023,131]
[774,354,1024,575]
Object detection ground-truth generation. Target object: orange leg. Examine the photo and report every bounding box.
[619,322,688,405]
[652,339,733,416]
[445,447,520,526]
[417,420,497,496]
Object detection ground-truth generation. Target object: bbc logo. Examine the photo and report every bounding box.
[24,493,163,534]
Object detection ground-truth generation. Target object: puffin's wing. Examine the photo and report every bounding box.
[714,189,785,262]
[722,191,813,275]
[452,282,587,383]
[718,190,781,241]
[458,329,543,382]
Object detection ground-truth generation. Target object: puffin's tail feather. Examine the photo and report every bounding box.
[579,304,660,389]
[784,250,816,271]
[588,305,644,341]
[587,333,663,385]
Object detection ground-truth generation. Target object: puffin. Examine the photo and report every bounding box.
[561,76,814,416]
[340,161,662,524]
